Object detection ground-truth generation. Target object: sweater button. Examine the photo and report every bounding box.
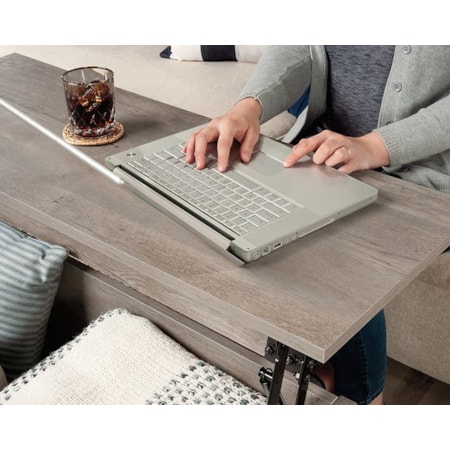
[402,45,412,54]
[392,82,403,92]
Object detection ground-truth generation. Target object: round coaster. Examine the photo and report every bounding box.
[62,121,125,146]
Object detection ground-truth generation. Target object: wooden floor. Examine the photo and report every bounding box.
[384,358,450,405]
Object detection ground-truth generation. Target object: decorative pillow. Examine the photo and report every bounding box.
[0,309,266,405]
[160,45,268,63]
[0,220,68,381]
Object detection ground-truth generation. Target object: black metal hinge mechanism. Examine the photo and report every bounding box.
[259,337,315,405]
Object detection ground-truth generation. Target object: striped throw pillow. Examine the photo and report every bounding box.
[160,45,268,63]
[0,221,68,381]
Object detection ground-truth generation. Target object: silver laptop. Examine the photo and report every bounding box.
[105,126,378,263]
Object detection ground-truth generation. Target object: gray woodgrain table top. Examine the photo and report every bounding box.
[1,53,449,362]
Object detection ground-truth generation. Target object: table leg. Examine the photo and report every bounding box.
[259,338,315,405]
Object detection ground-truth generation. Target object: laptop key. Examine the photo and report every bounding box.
[248,215,267,227]
[261,202,287,217]
[223,170,259,191]
[257,209,277,222]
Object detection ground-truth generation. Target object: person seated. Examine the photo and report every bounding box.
[183,46,450,404]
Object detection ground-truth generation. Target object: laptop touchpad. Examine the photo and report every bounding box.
[246,151,283,176]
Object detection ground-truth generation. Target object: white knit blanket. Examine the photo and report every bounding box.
[0,309,266,405]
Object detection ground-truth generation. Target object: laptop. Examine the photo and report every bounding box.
[105,126,378,263]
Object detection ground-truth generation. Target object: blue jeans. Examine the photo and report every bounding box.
[330,310,386,404]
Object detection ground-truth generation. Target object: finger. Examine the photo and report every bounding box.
[192,127,219,169]
[323,146,352,167]
[338,157,359,175]
[286,130,339,167]
[289,130,344,165]
[239,127,259,164]
[283,138,318,167]
[216,132,233,172]
[312,137,350,165]
[183,131,199,163]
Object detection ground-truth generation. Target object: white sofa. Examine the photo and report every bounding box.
[0,44,448,387]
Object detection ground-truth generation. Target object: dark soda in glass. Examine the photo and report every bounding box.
[62,67,116,137]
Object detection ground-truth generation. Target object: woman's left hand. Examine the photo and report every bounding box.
[283,130,391,174]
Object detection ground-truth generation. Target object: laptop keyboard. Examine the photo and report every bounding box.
[127,144,301,236]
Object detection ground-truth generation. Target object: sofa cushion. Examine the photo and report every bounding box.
[160,45,268,63]
[0,220,68,381]
[386,251,450,385]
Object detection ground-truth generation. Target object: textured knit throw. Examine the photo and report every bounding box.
[0,309,266,405]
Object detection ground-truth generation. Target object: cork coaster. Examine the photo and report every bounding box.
[62,121,125,146]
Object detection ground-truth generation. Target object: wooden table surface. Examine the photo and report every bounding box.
[1,53,449,363]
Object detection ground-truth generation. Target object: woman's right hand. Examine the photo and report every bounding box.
[183,97,262,172]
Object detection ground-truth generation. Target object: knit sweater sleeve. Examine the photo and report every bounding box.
[237,45,313,123]
[376,46,450,167]
[377,93,450,167]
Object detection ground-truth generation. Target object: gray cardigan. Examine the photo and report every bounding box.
[239,45,450,193]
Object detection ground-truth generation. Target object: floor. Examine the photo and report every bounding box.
[385,358,450,405]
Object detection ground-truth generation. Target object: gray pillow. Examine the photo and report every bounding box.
[0,220,68,381]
